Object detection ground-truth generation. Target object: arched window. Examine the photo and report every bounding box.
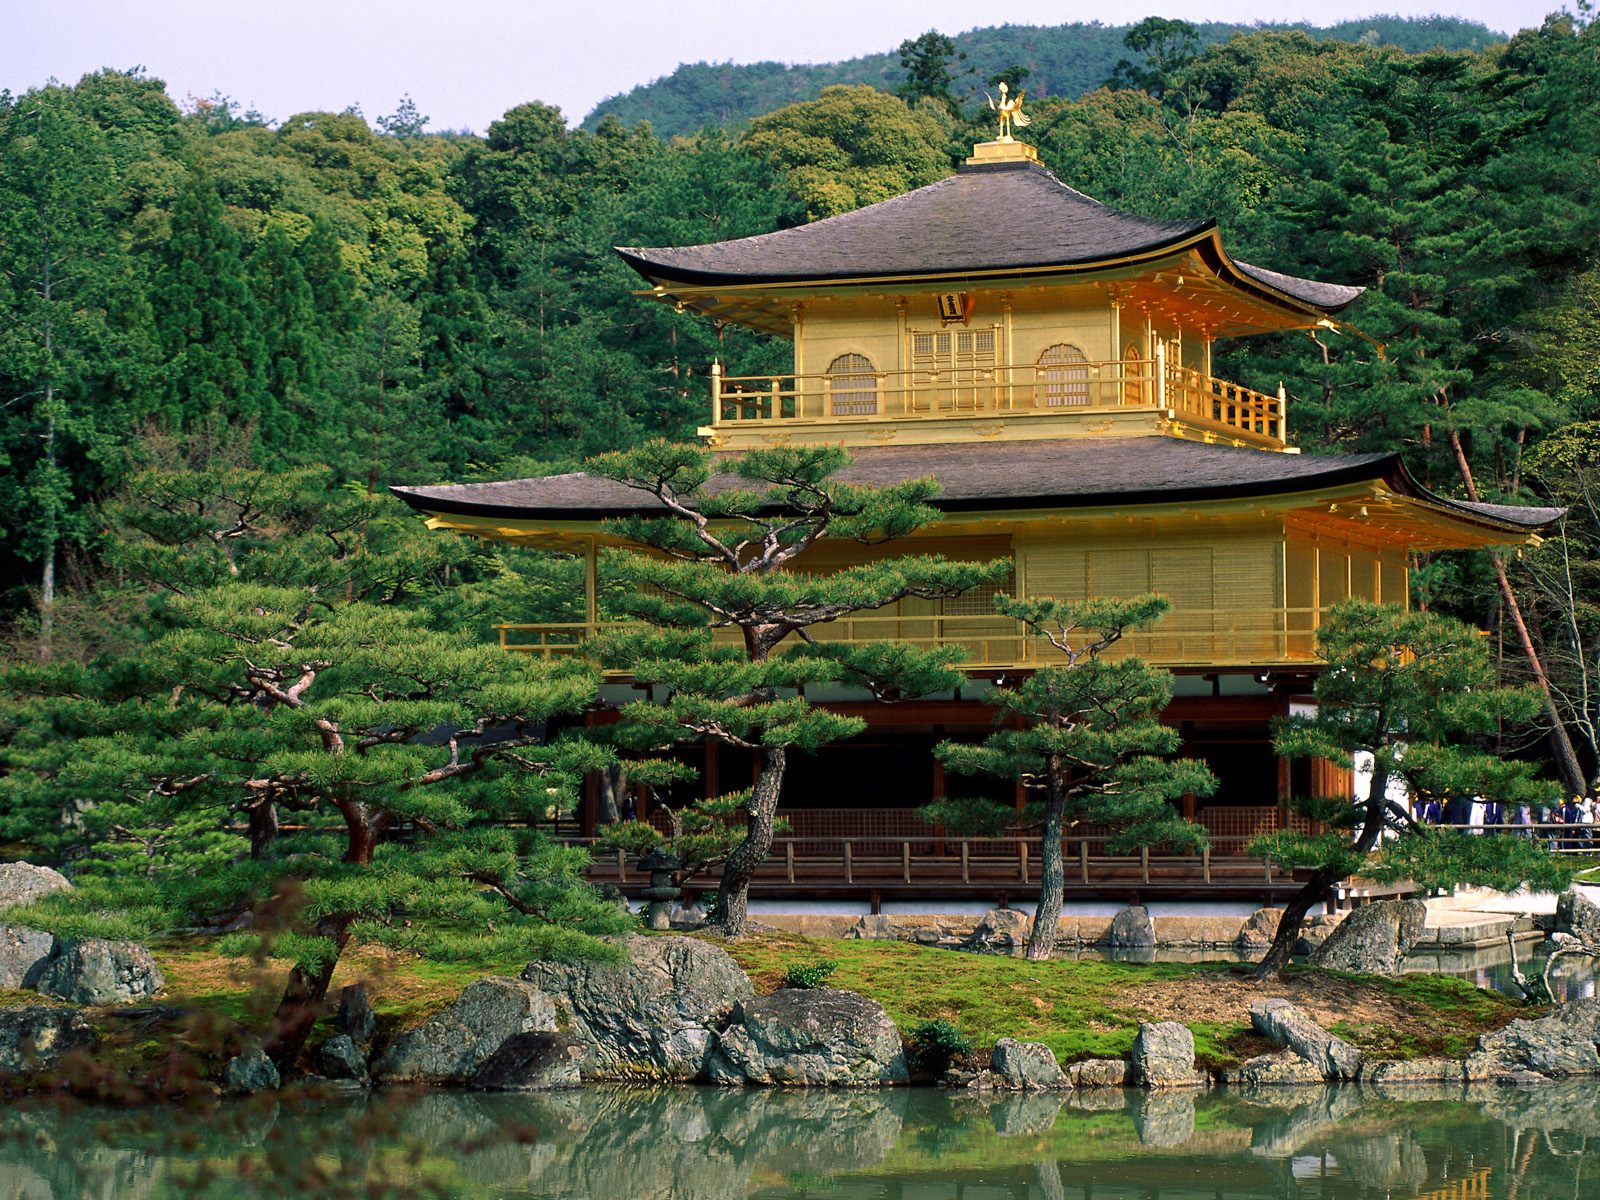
[1122,343,1143,405]
[1038,343,1090,406]
[827,353,878,416]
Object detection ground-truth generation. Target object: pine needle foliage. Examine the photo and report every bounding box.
[583,440,1012,936]
[0,465,631,1072]
[925,593,1213,959]
[1250,599,1572,976]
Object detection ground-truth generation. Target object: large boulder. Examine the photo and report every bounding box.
[1361,1057,1465,1089]
[0,925,57,990]
[708,987,908,1086]
[1132,1021,1204,1088]
[34,938,163,1006]
[373,976,556,1084]
[520,935,752,1080]
[1105,906,1155,949]
[0,1005,94,1076]
[335,982,376,1049]
[0,862,71,911]
[1464,998,1600,1081]
[1250,999,1363,1081]
[990,1038,1067,1090]
[1308,900,1427,975]
[471,1031,587,1091]
[1555,890,1600,946]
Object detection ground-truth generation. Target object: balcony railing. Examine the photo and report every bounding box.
[497,606,1332,668]
[710,354,1286,446]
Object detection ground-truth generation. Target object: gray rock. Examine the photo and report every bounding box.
[1228,1051,1327,1087]
[0,862,71,912]
[0,1005,94,1075]
[0,924,57,990]
[471,1031,587,1091]
[1555,890,1600,946]
[373,976,557,1084]
[1069,1057,1131,1087]
[521,935,752,1080]
[1250,998,1363,1081]
[1132,1021,1204,1088]
[1105,905,1155,948]
[990,1038,1067,1089]
[845,914,894,940]
[962,909,1030,953]
[1465,998,1600,1080]
[336,982,377,1049]
[317,1034,368,1083]
[34,938,163,1006]
[1361,1057,1465,1088]
[708,987,908,1086]
[1236,908,1284,950]
[1308,900,1427,975]
[1134,1090,1197,1147]
[225,1046,280,1094]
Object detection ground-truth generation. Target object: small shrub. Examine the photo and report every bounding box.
[907,1018,974,1074]
[781,959,839,989]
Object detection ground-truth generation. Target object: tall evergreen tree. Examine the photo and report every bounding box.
[925,596,1212,959]
[586,441,1010,936]
[151,171,268,430]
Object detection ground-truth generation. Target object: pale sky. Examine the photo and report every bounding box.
[3,0,1572,132]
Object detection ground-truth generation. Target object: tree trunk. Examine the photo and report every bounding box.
[1025,774,1065,961]
[262,914,351,1073]
[1447,429,1587,793]
[598,763,626,825]
[248,799,278,859]
[714,745,786,938]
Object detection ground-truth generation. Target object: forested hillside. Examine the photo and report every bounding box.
[583,16,1503,137]
[3,14,1600,778]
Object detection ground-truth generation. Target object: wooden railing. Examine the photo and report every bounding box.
[498,606,1335,668]
[573,834,1300,894]
[710,354,1286,446]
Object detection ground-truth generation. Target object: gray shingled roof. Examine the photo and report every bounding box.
[392,438,1561,533]
[616,160,1363,315]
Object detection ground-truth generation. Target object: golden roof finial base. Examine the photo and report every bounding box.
[966,139,1041,166]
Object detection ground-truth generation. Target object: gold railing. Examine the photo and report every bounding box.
[497,606,1332,668]
[711,356,1286,445]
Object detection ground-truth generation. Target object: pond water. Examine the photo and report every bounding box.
[3,1082,1594,1199]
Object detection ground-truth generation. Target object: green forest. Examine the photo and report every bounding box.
[3,11,1600,792]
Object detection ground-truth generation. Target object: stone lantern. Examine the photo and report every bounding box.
[637,849,682,931]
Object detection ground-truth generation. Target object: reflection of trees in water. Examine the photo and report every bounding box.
[0,1081,1597,1198]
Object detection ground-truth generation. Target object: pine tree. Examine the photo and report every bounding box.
[925,595,1212,959]
[0,465,629,1073]
[585,441,1011,936]
[1251,600,1572,977]
[151,171,268,430]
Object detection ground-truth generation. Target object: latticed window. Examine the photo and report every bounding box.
[1038,342,1090,406]
[942,572,1012,616]
[827,352,878,415]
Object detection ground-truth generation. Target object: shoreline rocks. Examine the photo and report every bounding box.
[1250,999,1363,1081]
[34,938,165,1007]
[521,934,752,1080]
[709,987,907,1087]
[373,976,557,1085]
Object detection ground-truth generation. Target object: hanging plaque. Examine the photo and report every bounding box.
[937,292,974,325]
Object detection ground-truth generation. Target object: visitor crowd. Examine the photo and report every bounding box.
[1414,789,1599,848]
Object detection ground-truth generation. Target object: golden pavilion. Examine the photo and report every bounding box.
[395,134,1560,902]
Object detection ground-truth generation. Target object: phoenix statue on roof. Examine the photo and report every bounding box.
[985,82,1030,142]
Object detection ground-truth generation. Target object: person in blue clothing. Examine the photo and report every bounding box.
[1560,795,1584,850]
[1420,791,1444,826]
[1481,797,1504,832]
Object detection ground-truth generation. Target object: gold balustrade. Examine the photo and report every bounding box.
[497,606,1333,668]
[709,358,1286,446]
